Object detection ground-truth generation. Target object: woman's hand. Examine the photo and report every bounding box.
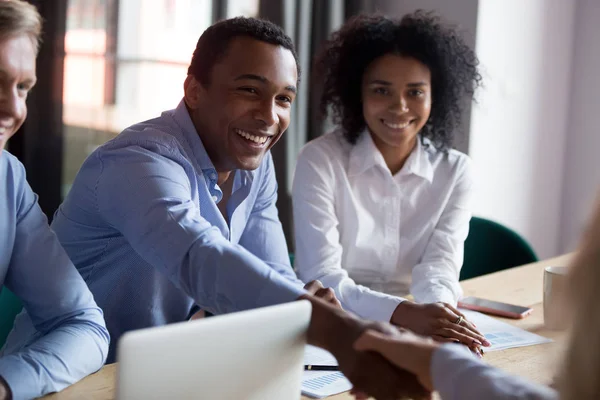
[391,301,490,350]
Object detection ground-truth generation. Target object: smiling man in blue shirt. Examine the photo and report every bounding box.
[0,2,109,399]
[51,17,429,399]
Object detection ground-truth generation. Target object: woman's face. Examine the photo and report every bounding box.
[361,54,432,151]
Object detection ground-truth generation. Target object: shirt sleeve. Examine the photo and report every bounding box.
[94,142,306,316]
[411,157,473,305]
[432,344,558,400]
[292,144,404,322]
[0,162,109,399]
[238,152,303,286]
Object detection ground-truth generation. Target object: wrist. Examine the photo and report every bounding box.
[391,300,416,326]
[301,295,361,352]
[408,340,439,391]
[0,376,12,400]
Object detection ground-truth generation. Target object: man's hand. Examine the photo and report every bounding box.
[354,329,440,392]
[334,321,431,400]
[391,301,490,351]
[0,376,12,400]
[303,280,342,309]
[301,295,431,400]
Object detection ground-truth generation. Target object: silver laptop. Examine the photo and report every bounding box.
[116,301,312,400]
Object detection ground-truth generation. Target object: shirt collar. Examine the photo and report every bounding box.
[171,99,216,171]
[348,131,433,182]
[348,130,387,177]
[401,137,434,182]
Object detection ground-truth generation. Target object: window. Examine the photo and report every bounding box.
[62,0,213,195]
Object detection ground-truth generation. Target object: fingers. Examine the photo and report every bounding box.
[437,304,490,346]
[430,335,460,343]
[443,303,486,338]
[435,325,486,347]
[353,330,388,352]
[365,320,401,337]
[303,281,343,309]
[314,287,342,308]
[348,351,430,399]
[303,280,324,295]
[468,343,485,359]
[432,334,484,359]
[349,388,369,400]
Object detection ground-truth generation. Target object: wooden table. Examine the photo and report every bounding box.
[42,254,571,400]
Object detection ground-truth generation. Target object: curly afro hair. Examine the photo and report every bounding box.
[315,11,481,150]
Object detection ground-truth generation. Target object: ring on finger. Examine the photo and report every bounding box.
[454,315,463,325]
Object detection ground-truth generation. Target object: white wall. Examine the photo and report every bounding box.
[362,0,598,258]
[559,0,600,252]
[469,0,577,258]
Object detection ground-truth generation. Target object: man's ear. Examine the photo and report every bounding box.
[184,75,203,109]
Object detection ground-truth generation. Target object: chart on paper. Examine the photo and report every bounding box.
[302,345,352,398]
[460,309,552,351]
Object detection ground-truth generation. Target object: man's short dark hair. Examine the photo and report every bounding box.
[188,17,300,85]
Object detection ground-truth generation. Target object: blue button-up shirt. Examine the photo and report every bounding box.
[0,152,109,399]
[51,100,306,362]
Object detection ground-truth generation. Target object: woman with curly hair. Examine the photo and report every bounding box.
[292,11,486,348]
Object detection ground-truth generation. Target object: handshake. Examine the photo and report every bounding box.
[302,280,489,399]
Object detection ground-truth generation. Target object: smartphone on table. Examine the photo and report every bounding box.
[458,296,533,319]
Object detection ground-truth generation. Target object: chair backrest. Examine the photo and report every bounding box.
[461,217,538,281]
[0,287,22,347]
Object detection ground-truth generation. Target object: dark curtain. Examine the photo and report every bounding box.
[10,1,68,219]
[257,0,374,251]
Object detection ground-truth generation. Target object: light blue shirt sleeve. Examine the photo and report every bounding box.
[0,156,109,399]
[239,152,303,286]
[94,143,306,315]
[432,344,558,400]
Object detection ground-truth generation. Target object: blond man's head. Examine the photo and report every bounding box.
[0,0,41,152]
[0,0,42,51]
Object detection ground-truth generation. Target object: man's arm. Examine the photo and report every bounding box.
[94,143,307,315]
[237,152,303,284]
[432,344,557,400]
[238,152,341,308]
[0,162,109,399]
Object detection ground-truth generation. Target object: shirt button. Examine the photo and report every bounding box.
[210,172,217,181]
[212,195,218,202]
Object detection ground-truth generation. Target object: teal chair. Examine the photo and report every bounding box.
[460,217,538,281]
[0,288,22,347]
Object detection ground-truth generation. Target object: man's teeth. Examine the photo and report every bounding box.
[235,129,268,144]
[383,120,410,129]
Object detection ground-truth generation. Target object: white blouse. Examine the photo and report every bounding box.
[292,130,473,322]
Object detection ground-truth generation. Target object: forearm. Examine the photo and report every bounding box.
[301,295,360,351]
[183,231,306,314]
[432,344,558,400]
[0,312,108,399]
[411,263,462,305]
[328,273,405,321]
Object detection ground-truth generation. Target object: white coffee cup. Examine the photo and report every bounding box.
[543,266,569,330]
